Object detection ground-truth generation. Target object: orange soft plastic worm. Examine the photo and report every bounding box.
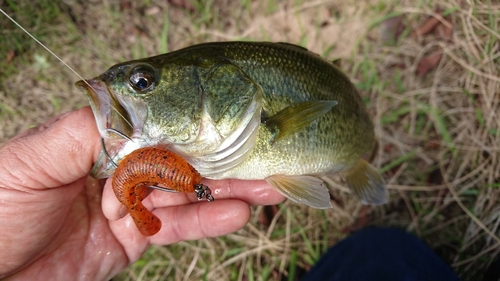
[112,147,213,236]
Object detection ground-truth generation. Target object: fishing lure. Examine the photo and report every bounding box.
[112,146,214,236]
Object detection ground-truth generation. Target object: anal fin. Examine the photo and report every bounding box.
[340,159,387,205]
[266,174,332,209]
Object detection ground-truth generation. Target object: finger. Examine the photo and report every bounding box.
[0,107,100,190]
[9,111,72,141]
[202,178,286,205]
[102,177,285,221]
[109,199,251,261]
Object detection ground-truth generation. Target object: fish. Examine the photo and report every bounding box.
[112,146,213,236]
[76,41,387,209]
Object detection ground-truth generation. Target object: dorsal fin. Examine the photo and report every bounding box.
[276,42,308,52]
[331,58,342,68]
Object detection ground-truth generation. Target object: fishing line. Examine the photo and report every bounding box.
[0,8,134,130]
[0,9,90,87]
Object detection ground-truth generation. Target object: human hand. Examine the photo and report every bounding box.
[0,107,285,280]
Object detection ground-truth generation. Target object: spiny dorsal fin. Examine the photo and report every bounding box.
[276,42,308,52]
[331,58,341,68]
[262,100,337,144]
[340,158,387,205]
[266,175,332,209]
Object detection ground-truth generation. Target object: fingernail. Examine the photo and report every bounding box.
[118,205,129,219]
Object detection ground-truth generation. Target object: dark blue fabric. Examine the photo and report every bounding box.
[302,227,460,281]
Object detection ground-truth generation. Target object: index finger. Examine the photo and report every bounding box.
[201,178,285,205]
[102,178,285,221]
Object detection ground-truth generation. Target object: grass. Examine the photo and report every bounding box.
[1,0,500,280]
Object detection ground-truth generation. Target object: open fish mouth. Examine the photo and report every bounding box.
[75,78,143,178]
[75,79,133,139]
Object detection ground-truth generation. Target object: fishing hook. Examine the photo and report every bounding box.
[148,185,180,193]
[100,128,135,168]
[100,137,118,168]
[195,184,215,202]
[106,128,133,142]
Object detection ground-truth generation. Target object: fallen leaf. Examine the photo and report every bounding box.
[120,1,132,11]
[5,50,15,63]
[384,144,394,153]
[272,269,279,280]
[380,15,406,44]
[411,9,442,38]
[416,52,442,76]
[425,140,441,149]
[434,16,453,40]
[168,0,195,11]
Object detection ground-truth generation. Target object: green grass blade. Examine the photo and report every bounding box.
[288,250,298,281]
[431,108,455,152]
[380,149,418,174]
[159,13,169,54]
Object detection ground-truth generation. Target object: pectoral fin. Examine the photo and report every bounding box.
[340,159,387,205]
[266,174,332,209]
[262,100,337,144]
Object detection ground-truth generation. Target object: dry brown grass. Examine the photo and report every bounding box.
[1,0,499,280]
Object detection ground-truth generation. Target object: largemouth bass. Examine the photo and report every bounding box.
[76,41,387,208]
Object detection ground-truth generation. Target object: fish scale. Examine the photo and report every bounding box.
[76,41,387,209]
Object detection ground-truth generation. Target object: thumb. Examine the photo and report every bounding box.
[0,107,101,190]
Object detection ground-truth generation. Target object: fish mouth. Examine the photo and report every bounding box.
[75,78,144,178]
[75,79,133,139]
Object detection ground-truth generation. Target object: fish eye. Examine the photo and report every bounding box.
[128,65,156,92]
[129,71,154,91]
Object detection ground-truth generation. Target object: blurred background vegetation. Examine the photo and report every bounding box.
[1,0,499,280]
